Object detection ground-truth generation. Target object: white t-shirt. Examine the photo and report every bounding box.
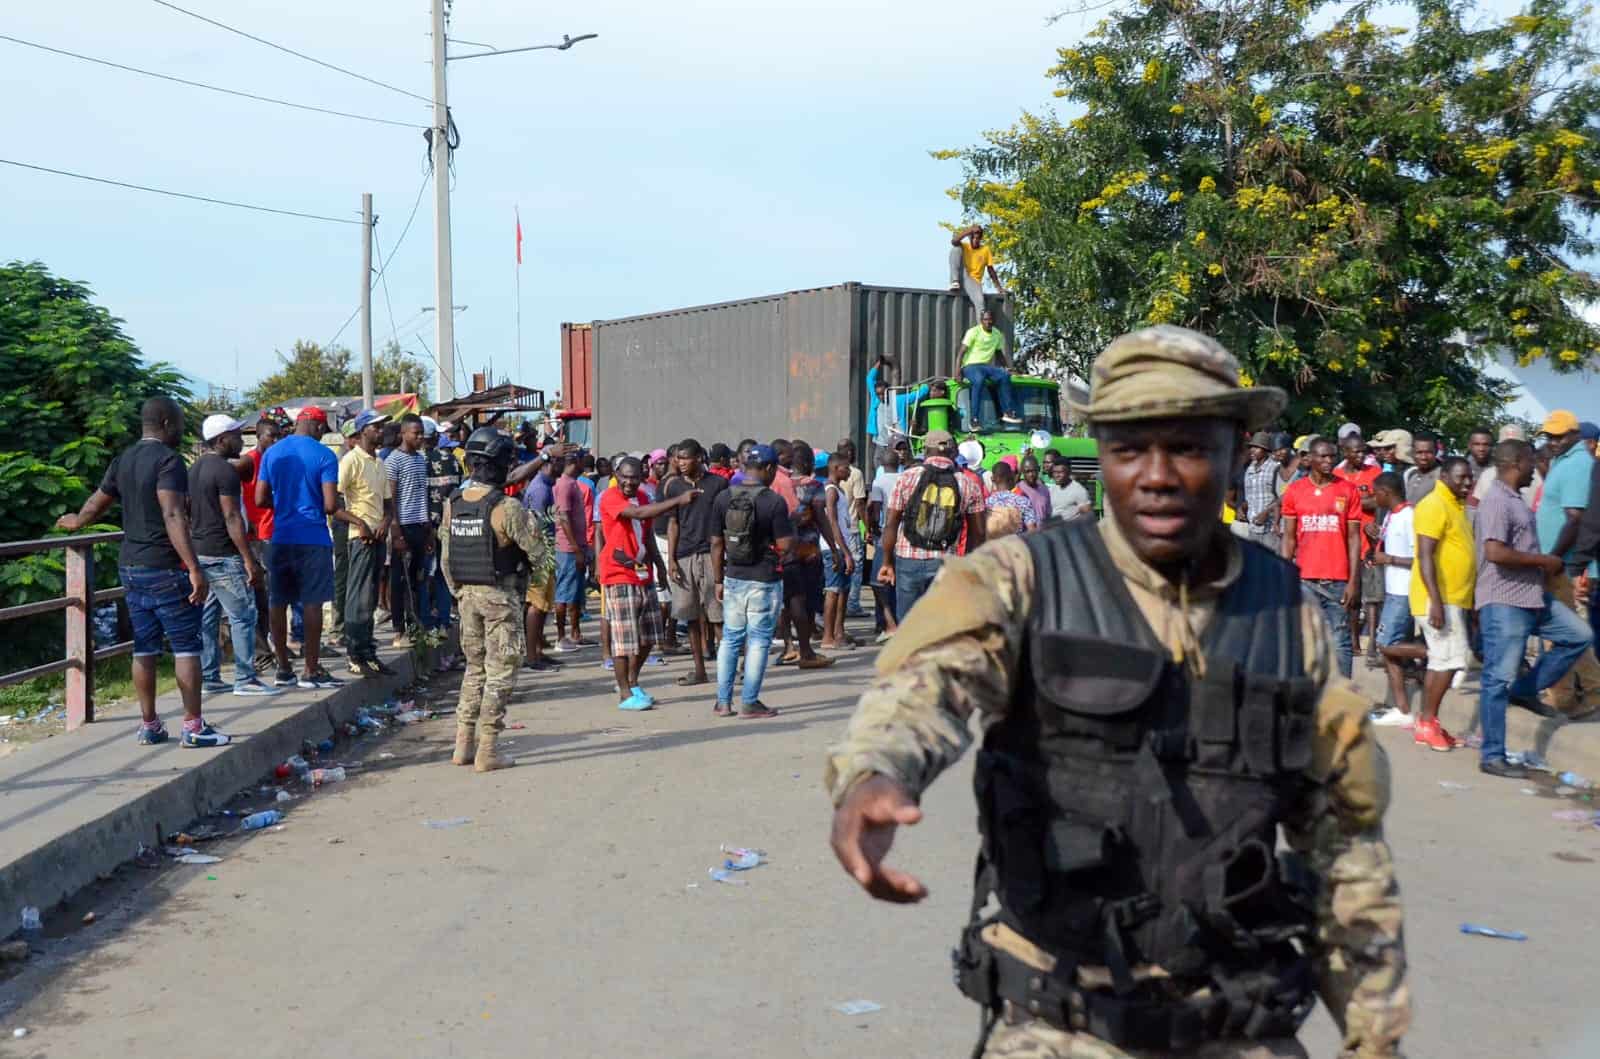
[1048,480,1092,520]
[869,469,902,530]
[1380,504,1415,597]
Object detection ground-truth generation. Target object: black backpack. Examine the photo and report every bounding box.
[723,485,766,565]
[902,464,963,552]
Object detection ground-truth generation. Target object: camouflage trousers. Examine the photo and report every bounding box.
[455,585,524,733]
[982,1019,1307,1059]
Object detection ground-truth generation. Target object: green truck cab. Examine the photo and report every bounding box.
[908,376,1101,510]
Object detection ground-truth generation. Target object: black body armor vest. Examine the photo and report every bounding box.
[955,520,1321,1051]
[445,488,525,587]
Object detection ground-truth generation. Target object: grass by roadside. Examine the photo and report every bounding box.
[0,657,178,755]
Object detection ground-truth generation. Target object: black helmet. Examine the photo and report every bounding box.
[464,426,515,480]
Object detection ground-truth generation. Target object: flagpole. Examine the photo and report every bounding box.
[515,206,523,386]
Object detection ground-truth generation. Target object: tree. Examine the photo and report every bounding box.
[244,339,431,409]
[0,261,191,670]
[944,0,1600,437]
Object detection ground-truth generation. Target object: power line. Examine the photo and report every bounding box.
[148,0,433,105]
[0,34,420,129]
[1,157,360,225]
[329,173,430,352]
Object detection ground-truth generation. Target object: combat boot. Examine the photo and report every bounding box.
[473,727,516,772]
[452,723,476,766]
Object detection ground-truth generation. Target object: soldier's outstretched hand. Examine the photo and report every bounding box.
[830,774,927,904]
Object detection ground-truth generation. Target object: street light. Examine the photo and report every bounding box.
[429,4,596,402]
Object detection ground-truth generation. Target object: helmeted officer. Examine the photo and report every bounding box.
[825,326,1409,1059]
[441,426,552,772]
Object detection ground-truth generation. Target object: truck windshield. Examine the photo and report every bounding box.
[960,385,1063,436]
[561,417,591,449]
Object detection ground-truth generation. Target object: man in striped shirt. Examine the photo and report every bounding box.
[385,414,432,647]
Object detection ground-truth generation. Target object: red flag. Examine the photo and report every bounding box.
[515,209,523,266]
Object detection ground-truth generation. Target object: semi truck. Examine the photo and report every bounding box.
[558,281,1099,493]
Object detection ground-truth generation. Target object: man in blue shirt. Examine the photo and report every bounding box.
[1537,409,1600,712]
[256,406,342,690]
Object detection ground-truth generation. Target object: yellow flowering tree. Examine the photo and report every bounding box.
[945,0,1600,433]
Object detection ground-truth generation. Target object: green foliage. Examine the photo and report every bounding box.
[244,339,431,409]
[0,261,191,671]
[945,0,1600,437]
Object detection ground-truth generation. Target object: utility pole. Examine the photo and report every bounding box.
[430,0,456,403]
[360,192,374,408]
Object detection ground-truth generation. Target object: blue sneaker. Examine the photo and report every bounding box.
[136,721,169,745]
[180,723,232,749]
[202,680,230,694]
[232,678,280,696]
[630,686,656,707]
[617,691,653,711]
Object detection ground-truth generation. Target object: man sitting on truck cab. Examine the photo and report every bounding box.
[953,309,1022,428]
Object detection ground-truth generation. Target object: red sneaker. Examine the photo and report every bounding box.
[1413,718,1455,752]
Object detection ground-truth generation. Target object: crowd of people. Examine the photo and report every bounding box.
[54,383,1600,784]
[1234,414,1600,778]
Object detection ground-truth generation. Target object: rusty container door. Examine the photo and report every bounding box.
[560,322,594,411]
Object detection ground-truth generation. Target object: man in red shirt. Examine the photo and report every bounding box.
[1333,432,1383,667]
[1282,436,1362,677]
[599,457,699,710]
[236,414,283,664]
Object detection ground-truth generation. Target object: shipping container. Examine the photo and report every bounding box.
[560,322,594,411]
[589,282,1014,458]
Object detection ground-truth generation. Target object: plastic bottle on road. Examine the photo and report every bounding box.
[1557,771,1592,790]
[305,767,346,787]
[239,810,283,831]
[19,906,41,934]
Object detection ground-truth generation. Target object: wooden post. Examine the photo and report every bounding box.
[64,542,94,730]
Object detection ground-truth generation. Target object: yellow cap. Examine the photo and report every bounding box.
[1542,409,1580,436]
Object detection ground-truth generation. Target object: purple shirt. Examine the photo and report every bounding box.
[1474,479,1544,610]
[1016,480,1052,525]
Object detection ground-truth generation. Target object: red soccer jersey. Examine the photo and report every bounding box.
[1280,476,1361,581]
[1333,463,1381,557]
[598,485,652,587]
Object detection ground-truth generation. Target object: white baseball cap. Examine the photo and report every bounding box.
[421,416,440,438]
[202,414,245,442]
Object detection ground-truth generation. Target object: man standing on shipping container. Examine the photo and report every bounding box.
[948,223,1006,317]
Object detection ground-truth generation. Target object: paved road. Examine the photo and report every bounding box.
[6,627,1600,1058]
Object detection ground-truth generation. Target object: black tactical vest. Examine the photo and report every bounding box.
[445,488,525,587]
[956,520,1320,1050]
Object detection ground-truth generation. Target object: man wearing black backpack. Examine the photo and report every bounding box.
[878,429,986,622]
[710,445,796,719]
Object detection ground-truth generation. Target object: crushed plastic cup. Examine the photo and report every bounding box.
[708,868,748,886]
[19,906,41,933]
[833,1000,883,1016]
[1438,781,1472,791]
[423,817,471,830]
[1460,923,1527,941]
[177,853,222,865]
[275,790,293,803]
[723,850,763,871]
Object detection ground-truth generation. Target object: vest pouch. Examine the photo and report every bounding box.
[1044,817,1112,875]
[1032,633,1165,750]
[1277,677,1318,772]
[976,752,1048,917]
[1238,673,1281,775]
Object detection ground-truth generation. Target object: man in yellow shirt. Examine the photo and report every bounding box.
[337,410,395,678]
[1409,456,1476,751]
[948,224,1005,317]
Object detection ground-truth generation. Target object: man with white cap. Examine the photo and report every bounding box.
[191,414,276,696]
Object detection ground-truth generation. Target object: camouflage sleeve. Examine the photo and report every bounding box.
[1286,677,1410,1059]
[440,497,456,595]
[822,535,1034,805]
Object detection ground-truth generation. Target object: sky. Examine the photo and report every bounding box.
[2,0,1086,404]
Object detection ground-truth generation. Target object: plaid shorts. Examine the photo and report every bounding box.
[602,582,665,657]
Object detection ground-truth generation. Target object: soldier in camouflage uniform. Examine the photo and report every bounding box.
[826,326,1409,1059]
[441,427,552,772]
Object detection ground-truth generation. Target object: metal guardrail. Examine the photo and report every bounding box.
[0,532,131,730]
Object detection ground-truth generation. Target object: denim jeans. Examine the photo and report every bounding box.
[962,362,1020,422]
[716,577,784,706]
[870,545,896,631]
[1304,579,1354,678]
[199,555,258,687]
[894,556,945,624]
[846,538,866,615]
[424,560,453,630]
[1479,599,1594,764]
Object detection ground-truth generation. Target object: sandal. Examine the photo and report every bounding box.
[676,673,710,687]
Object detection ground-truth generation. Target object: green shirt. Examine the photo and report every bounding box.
[961,324,1005,368]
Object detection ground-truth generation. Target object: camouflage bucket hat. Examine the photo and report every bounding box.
[1069,325,1286,430]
